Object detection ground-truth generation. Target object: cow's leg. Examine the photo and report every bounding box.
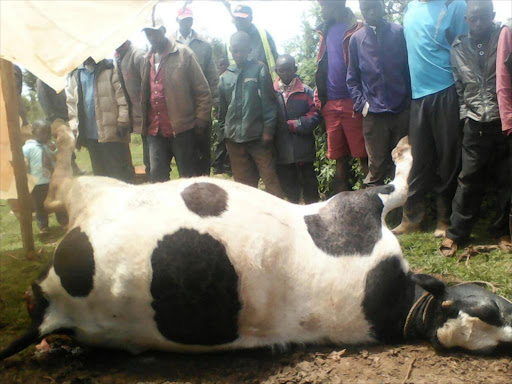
[379,136,412,218]
[44,120,75,213]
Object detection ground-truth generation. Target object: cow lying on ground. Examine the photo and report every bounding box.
[0,126,511,362]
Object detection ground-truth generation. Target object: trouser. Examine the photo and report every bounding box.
[276,162,319,204]
[142,134,150,176]
[32,184,68,230]
[226,139,284,198]
[403,85,462,225]
[363,108,409,186]
[147,129,200,183]
[446,120,511,242]
[87,139,135,183]
[212,138,232,174]
[196,123,212,176]
[509,135,512,238]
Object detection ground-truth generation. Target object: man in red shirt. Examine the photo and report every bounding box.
[141,23,212,183]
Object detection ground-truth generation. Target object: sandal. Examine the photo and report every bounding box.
[498,236,512,253]
[439,238,458,257]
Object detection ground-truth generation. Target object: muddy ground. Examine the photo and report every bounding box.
[1,337,511,384]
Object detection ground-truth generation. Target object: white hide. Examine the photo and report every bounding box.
[437,311,512,351]
[38,140,414,354]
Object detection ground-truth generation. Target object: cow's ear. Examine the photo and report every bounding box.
[411,274,446,296]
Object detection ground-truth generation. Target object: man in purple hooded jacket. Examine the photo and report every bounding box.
[347,0,410,187]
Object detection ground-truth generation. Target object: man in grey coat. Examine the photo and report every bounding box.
[115,40,149,176]
[176,7,219,176]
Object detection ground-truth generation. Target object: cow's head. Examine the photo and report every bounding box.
[410,274,512,354]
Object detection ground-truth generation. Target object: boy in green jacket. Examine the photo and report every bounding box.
[218,31,283,197]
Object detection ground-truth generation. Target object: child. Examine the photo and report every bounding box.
[439,0,511,256]
[274,54,320,204]
[23,120,67,232]
[218,31,283,197]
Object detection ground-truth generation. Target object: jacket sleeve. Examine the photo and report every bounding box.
[112,66,130,127]
[203,44,220,108]
[449,0,469,42]
[497,26,512,135]
[65,73,79,134]
[259,64,278,135]
[296,87,321,136]
[346,36,366,113]
[189,51,213,123]
[450,46,467,120]
[218,76,227,138]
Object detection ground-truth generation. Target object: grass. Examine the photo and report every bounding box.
[0,139,511,353]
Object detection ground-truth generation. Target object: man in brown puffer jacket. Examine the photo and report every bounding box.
[67,57,135,183]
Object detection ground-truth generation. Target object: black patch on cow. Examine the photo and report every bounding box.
[304,185,394,256]
[54,227,95,297]
[362,256,415,343]
[150,228,241,345]
[181,182,228,217]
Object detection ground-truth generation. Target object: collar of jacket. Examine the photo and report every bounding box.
[115,41,132,59]
[363,19,391,35]
[76,59,113,74]
[453,23,502,48]
[177,29,208,44]
[147,38,178,58]
[226,59,258,73]
[274,75,305,95]
[316,7,358,36]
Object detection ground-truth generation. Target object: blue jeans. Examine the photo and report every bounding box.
[147,130,200,183]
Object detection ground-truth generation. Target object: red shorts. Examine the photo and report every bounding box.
[323,99,367,159]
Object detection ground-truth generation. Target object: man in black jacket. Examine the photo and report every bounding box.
[439,0,511,256]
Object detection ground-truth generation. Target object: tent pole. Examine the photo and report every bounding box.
[0,58,36,259]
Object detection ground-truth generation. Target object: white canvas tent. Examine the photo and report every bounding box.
[0,0,160,256]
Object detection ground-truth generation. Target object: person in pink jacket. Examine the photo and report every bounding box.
[496,23,512,246]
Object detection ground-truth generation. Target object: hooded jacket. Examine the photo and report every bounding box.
[66,59,130,147]
[451,25,503,123]
[314,7,363,109]
[218,60,277,143]
[274,77,321,164]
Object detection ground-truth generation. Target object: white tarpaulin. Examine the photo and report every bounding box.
[0,0,159,92]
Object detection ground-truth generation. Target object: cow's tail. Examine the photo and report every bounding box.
[0,328,39,361]
[44,120,76,213]
[380,136,413,218]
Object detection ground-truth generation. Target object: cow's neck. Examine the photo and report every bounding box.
[403,285,434,341]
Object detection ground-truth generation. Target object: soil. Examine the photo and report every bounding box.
[1,338,511,384]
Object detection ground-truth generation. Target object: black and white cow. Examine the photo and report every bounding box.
[0,127,511,361]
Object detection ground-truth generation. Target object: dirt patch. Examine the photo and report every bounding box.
[1,339,511,384]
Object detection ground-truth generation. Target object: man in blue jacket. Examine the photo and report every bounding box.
[347,0,410,187]
[394,0,468,237]
[274,55,321,204]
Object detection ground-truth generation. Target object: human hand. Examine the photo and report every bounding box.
[262,132,273,146]
[117,125,130,137]
[287,120,298,133]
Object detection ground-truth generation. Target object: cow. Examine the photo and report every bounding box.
[0,124,511,362]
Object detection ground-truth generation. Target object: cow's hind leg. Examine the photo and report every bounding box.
[379,137,412,219]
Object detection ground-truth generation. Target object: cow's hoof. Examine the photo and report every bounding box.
[498,236,512,252]
[391,222,420,236]
[439,238,458,257]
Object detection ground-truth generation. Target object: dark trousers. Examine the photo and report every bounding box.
[196,124,212,176]
[147,129,200,183]
[276,162,319,204]
[32,184,68,230]
[363,108,409,186]
[226,139,284,198]
[447,119,511,242]
[212,139,231,174]
[87,139,135,183]
[404,85,462,224]
[142,134,150,176]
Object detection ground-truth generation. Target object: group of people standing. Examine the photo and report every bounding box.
[23,0,511,253]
